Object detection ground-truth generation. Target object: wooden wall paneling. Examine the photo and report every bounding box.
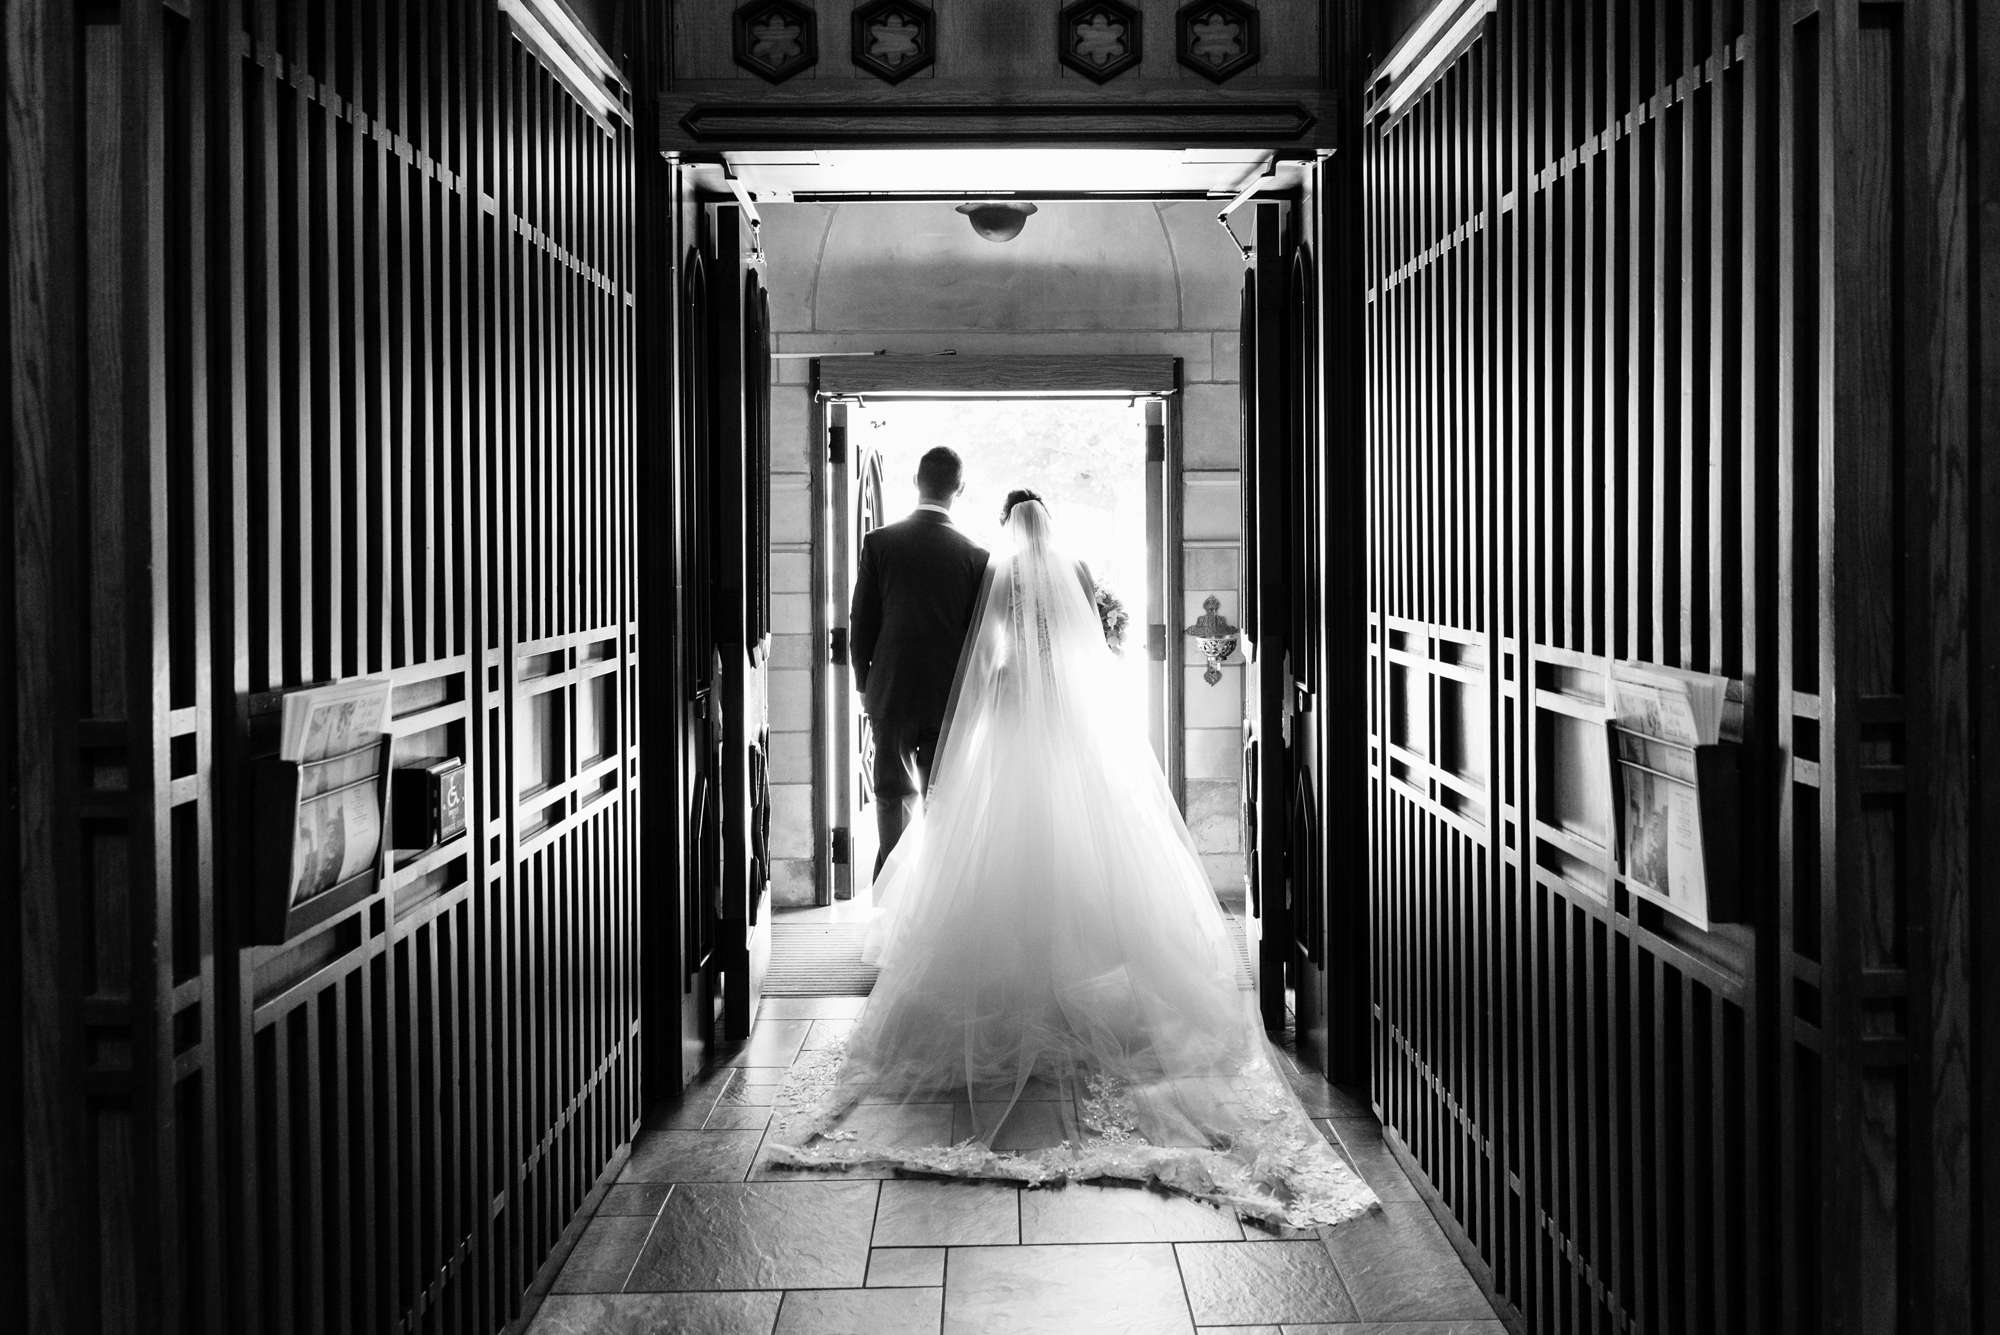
[9,0,667,1331]
[57,4,237,1333]
[1363,1,1777,1330]
[954,0,1052,82]
[1975,0,2000,1318]
[1777,1,1981,1332]
[208,2,640,1331]
[2,0,99,1328]
[1882,1,1973,1325]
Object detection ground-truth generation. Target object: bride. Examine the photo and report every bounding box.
[770,491,1376,1228]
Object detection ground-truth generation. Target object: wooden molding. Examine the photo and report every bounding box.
[815,353,1179,397]
[661,81,1330,149]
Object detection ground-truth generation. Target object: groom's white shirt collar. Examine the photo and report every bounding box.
[914,502,952,519]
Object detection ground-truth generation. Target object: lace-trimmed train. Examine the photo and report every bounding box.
[777,498,1377,1229]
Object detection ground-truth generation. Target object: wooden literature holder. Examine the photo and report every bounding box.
[1605,721,1742,929]
[251,739,389,946]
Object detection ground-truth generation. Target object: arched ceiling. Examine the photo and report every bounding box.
[760,200,1250,333]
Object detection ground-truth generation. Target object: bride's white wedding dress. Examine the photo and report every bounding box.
[769,500,1376,1228]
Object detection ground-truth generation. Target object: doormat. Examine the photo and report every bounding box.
[764,922,880,996]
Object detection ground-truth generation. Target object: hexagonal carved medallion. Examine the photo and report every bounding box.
[1059,1,1143,84]
[1176,0,1261,83]
[851,0,936,85]
[733,1,818,84]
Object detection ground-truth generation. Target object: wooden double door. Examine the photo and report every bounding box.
[1238,190,1369,1081]
[668,202,776,1057]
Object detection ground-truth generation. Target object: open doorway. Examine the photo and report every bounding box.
[855,399,1152,739]
[816,369,1186,910]
[840,397,1156,890]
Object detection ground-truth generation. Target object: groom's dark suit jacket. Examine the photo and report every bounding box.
[850,509,989,730]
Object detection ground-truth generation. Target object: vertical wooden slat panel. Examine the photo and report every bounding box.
[0,3,654,1333]
[1363,4,1771,1331]
[1360,0,1984,1330]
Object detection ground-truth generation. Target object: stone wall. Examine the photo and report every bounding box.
[756,200,1248,904]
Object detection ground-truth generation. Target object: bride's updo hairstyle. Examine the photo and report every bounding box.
[1000,488,1044,525]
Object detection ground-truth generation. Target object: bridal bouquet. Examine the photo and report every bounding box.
[1094,584,1130,656]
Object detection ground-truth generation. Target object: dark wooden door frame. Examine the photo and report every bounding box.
[814,403,890,904]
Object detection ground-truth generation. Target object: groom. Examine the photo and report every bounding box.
[849,446,989,876]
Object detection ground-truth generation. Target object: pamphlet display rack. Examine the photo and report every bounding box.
[1605,721,1741,930]
[251,738,390,946]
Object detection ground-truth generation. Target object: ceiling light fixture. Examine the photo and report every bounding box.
[955,200,1039,242]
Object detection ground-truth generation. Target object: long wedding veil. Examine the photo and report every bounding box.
[864,498,1215,966]
[854,499,1245,1127]
[778,498,1375,1227]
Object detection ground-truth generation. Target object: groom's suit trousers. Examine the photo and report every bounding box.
[869,719,939,875]
[849,508,988,876]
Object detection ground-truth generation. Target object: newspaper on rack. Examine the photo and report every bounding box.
[1617,766,1707,911]
[289,779,383,904]
[1609,660,1735,926]
[1609,661,1734,746]
[280,678,393,763]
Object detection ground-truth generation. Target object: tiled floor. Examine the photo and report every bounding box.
[529,996,1504,1335]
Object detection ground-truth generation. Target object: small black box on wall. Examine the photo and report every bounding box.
[393,758,468,850]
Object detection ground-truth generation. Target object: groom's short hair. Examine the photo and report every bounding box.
[916,447,964,498]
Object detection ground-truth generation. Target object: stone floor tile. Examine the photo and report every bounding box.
[1320,1201,1496,1322]
[719,1019,815,1069]
[1019,1182,1243,1243]
[551,1216,655,1293]
[1176,1240,1360,1326]
[943,1243,1194,1335]
[1325,1134,1421,1203]
[717,1068,793,1108]
[757,997,869,1020]
[528,1292,782,1335]
[1280,1323,1508,1335]
[1239,1216,1324,1242]
[626,1181,878,1292]
[1285,1071,1370,1118]
[747,1102,957,1181]
[874,1179,1020,1246]
[1199,1327,1281,1335]
[867,1246,946,1287]
[620,1129,765,1184]
[985,1075,1067,1101]
[1324,1117,1384,1146]
[800,1019,856,1050]
[775,1286,942,1334]
[649,1081,727,1129]
[952,1099,1069,1150]
[1305,1082,1373,1119]
[599,1184,672,1216]
[704,1104,775,1131]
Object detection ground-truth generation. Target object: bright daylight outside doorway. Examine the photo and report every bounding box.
[856,398,1152,742]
